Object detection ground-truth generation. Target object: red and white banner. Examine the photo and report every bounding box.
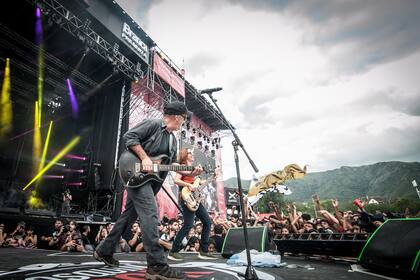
[190,115,213,136]
[215,148,227,219]
[153,52,185,97]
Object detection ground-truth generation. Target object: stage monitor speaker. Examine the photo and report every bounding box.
[61,213,85,221]
[221,226,270,258]
[0,207,21,215]
[25,209,55,217]
[358,218,420,278]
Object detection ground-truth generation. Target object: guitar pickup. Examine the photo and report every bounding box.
[152,163,159,173]
[135,162,141,173]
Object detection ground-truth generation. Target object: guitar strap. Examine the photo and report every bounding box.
[160,172,184,214]
[168,133,174,161]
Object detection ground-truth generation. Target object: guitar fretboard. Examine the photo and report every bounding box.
[153,165,195,172]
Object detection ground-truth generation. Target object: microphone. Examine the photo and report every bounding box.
[199,87,223,94]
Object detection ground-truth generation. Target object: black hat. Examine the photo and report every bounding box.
[164,101,192,119]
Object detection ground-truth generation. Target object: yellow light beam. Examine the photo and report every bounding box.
[33,102,41,170]
[35,120,52,188]
[38,46,44,127]
[39,120,53,172]
[23,136,80,191]
[0,58,12,137]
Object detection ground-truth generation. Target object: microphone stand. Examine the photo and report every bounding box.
[205,92,259,280]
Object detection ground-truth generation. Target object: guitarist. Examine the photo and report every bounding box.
[168,148,217,261]
[94,101,199,280]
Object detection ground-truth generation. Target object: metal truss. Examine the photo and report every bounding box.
[0,24,96,93]
[29,0,228,130]
[30,0,143,81]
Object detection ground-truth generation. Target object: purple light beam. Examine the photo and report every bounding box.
[66,79,79,118]
[35,8,42,45]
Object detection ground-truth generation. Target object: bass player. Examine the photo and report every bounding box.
[168,148,217,261]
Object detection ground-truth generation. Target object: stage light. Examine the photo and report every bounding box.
[0,58,12,138]
[38,121,53,173]
[66,182,83,186]
[211,149,216,158]
[33,102,42,170]
[42,175,64,179]
[65,154,86,160]
[66,79,79,118]
[190,135,195,145]
[47,96,62,114]
[36,8,44,127]
[28,190,44,208]
[181,130,186,139]
[62,169,84,173]
[23,136,80,191]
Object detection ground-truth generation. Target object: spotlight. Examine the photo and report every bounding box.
[65,182,83,186]
[192,128,196,134]
[197,141,203,149]
[211,149,216,157]
[65,154,86,160]
[47,96,63,114]
[204,145,209,152]
[190,136,195,145]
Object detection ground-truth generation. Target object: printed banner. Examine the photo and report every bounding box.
[215,148,227,219]
[153,52,185,97]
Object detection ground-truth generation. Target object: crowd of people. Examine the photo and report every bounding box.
[1,195,416,253]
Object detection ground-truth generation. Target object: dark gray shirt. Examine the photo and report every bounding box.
[122,118,177,164]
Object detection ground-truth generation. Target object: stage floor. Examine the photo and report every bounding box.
[0,248,395,280]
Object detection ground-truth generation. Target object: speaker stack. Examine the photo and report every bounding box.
[221,226,270,258]
[358,218,420,278]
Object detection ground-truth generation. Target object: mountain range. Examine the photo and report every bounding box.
[223,161,420,202]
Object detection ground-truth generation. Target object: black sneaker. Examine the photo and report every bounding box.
[168,251,184,261]
[94,250,119,267]
[145,264,185,280]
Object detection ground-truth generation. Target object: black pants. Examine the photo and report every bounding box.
[96,183,166,266]
[171,202,212,253]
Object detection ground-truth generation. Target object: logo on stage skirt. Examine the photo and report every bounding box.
[0,261,277,279]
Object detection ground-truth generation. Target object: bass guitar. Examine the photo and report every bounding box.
[118,149,194,188]
[181,175,216,212]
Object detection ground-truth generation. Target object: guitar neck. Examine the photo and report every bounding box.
[157,165,195,172]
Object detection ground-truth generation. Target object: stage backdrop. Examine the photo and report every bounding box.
[122,79,225,218]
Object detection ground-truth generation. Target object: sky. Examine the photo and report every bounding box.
[117,0,420,180]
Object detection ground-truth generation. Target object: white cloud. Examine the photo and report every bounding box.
[118,0,420,179]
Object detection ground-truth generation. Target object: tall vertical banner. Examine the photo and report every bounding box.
[215,148,227,219]
[153,52,185,97]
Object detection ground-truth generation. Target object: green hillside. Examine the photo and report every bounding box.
[224,161,420,202]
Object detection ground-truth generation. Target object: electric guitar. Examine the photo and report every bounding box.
[118,149,195,188]
[181,174,216,212]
